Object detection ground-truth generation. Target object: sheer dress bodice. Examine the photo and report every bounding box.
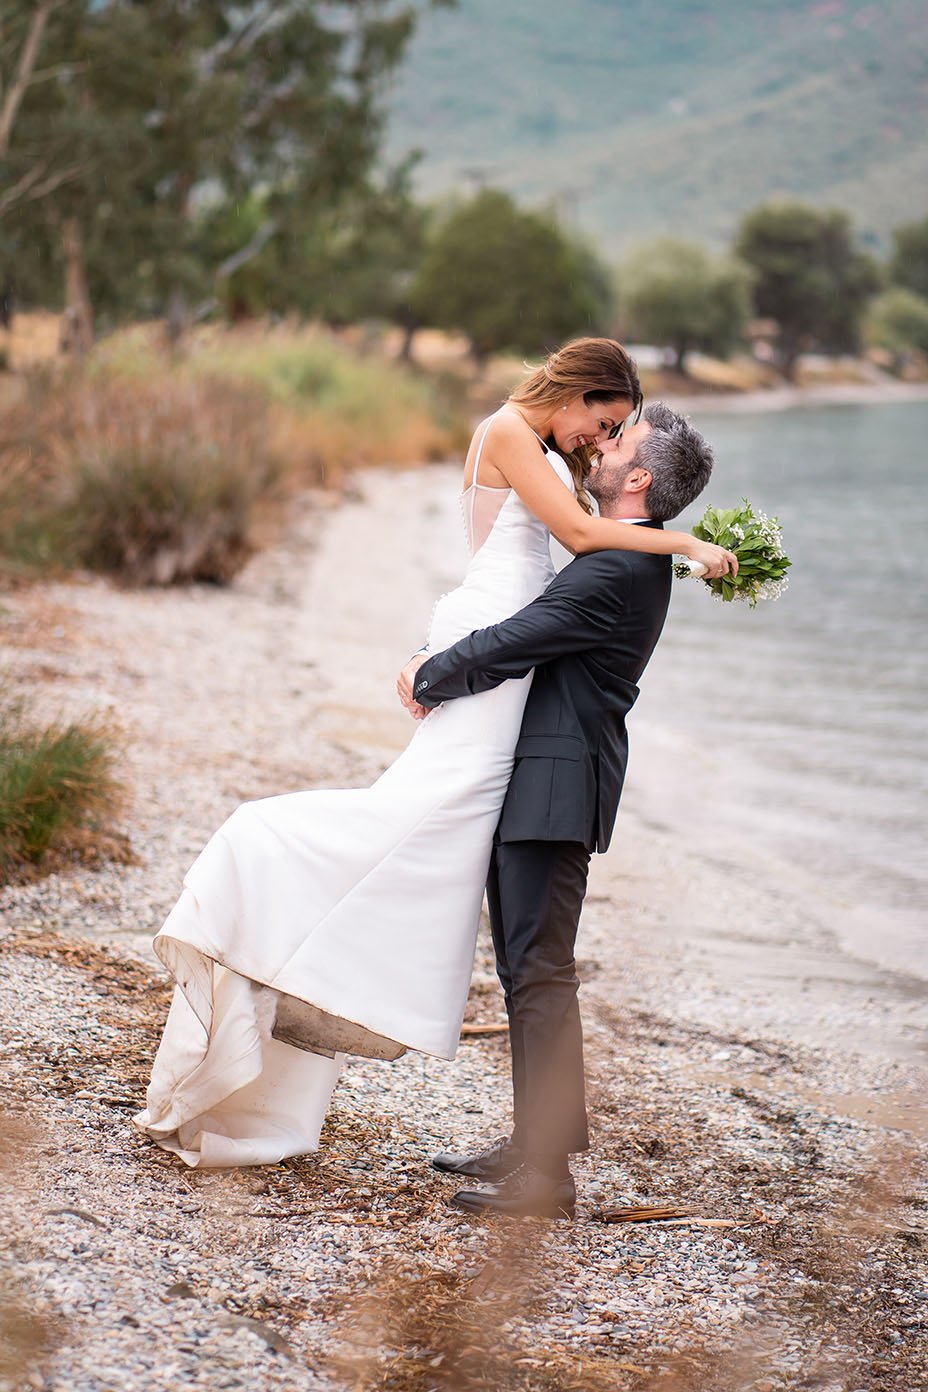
[429,421,572,651]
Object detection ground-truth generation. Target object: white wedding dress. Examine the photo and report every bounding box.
[134,425,573,1166]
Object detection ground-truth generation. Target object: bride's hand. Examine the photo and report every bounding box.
[686,539,738,579]
[397,653,428,714]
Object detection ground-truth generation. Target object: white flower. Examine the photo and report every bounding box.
[757,577,788,602]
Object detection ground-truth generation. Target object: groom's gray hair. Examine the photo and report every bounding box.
[634,402,714,522]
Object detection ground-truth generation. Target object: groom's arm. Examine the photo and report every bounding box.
[412,551,634,707]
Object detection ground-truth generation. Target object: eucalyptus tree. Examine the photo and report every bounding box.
[0,0,446,343]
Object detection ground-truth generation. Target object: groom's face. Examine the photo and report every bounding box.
[585,421,652,508]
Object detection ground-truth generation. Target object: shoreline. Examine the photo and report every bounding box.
[661,377,928,415]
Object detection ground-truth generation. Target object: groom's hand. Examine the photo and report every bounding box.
[397,652,429,719]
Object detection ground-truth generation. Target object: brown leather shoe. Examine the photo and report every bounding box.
[450,1163,576,1220]
[431,1135,523,1181]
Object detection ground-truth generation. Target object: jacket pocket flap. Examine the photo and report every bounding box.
[514,734,583,761]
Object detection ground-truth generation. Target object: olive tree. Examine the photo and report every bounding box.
[620,239,751,375]
[408,189,611,362]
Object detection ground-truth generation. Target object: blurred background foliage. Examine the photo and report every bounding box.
[0,0,445,339]
[1,0,927,379]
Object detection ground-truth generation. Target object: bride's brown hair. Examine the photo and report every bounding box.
[509,337,643,512]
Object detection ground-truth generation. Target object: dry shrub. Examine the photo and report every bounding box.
[68,374,279,584]
[179,324,470,481]
[0,702,125,882]
[100,322,473,485]
[0,370,279,584]
[0,447,40,566]
[268,399,456,490]
[1,325,469,585]
[0,373,78,577]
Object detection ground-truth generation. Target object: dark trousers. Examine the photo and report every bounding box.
[485,838,591,1159]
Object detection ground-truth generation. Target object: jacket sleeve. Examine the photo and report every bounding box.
[413,551,633,706]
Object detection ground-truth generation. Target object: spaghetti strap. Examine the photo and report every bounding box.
[471,417,495,489]
[472,412,547,489]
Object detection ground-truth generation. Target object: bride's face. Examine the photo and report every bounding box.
[551,396,634,455]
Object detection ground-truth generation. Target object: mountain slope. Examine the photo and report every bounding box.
[386,0,928,257]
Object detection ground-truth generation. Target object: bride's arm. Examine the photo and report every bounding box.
[487,415,735,575]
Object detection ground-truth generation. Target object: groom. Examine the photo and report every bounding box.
[398,403,716,1219]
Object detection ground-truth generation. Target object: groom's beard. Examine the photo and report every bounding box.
[584,460,636,513]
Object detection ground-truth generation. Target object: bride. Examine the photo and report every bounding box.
[135,337,734,1167]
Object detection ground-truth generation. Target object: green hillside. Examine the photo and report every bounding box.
[386,0,928,257]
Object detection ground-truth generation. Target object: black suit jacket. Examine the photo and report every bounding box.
[413,524,672,852]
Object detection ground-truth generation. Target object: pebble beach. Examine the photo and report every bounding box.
[1,466,926,1392]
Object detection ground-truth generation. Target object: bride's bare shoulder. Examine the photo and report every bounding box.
[464,408,534,487]
[472,407,533,448]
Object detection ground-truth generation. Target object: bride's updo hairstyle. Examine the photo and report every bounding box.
[509,337,643,512]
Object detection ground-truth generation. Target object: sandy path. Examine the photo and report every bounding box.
[1,467,926,1392]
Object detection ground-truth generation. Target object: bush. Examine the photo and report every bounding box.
[0,371,279,584]
[67,375,278,584]
[0,376,77,577]
[0,325,469,584]
[184,325,468,478]
[0,705,124,881]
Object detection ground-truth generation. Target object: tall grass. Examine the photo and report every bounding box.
[193,326,450,415]
[0,374,78,576]
[0,371,279,584]
[1,324,469,584]
[102,323,470,483]
[0,704,124,881]
[68,375,279,584]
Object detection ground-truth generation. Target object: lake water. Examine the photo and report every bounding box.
[641,398,928,983]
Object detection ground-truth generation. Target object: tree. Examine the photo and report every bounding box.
[408,189,611,362]
[298,175,431,345]
[735,201,881,381]
[619,239,750,375]
[0,1,445,340]
[197,164,430,339]
[890,214,928,301]
[864,288,928,373]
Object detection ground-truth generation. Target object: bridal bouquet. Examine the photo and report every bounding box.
[675,500,791,606]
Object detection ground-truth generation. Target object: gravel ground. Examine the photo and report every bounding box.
[1,468,926,1392]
